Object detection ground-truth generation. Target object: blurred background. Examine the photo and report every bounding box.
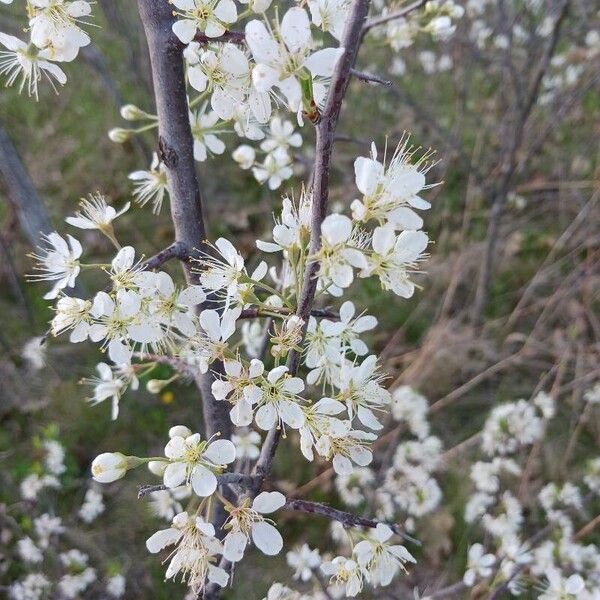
[1,0,599,598]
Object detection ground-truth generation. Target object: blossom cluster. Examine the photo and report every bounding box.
[0,0,93,98]
[7,431,126,600]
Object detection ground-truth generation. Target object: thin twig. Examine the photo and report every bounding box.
[143,241,189,270]
[137,473,257,498]
[361,0,427,34]
[351,68,391,86]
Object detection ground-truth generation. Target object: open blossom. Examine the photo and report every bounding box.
[254,365,306,431]
[189,108,226,161]
[187,43,249,120]
[85,362,128,420]
[28,0,92,61]
[260,117,302,154]
[316,420,376,475]
[256,191,312,253]
[30,232,82,300]
[334,355,391,430]
[353,523,416,587]
[196,237,245,299]
[308,0,350,40]
[223,491,286,561]
[51,292,90,340]
[364,225,429,298]
[171,0,237,43]
[0,33,67,98]
[194,307,241,372]
[78,488,105,523]
[231,429,261,460]
[65,193,129,235]
[287,543,321,581]
[212,358,265,426]
[463,543,495,586]
[352,140,433,230]
[315,214,368,293]
[129,152,169,214]
[146,512,228,594]
[321,556,364,597]
[245,7,344,114]
[390,386,430,438]
[162,431,236,497]
[252,148,294,190]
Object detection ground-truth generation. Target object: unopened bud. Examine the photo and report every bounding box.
[120,104,149,121]
[146,379,168,394]
[108,128,134,143]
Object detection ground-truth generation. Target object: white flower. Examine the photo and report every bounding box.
[308,0,349,40]
[86,362,127,420]
[28,0,92,61]
[540,569,585,599]
[353,523,416,587]
[390,386,430,438]
[65,193,129,235]
[463,543,495,586]
[197,237,245,299]
[364,225,429,297]
[384,466,442,517]
[91,452,128,483]
[21,336,46,370]
[299,397,346,462]
[43,439,66,475]
[0,33,67,99]
[129,153,169,214]
[336,300,377,355]
[231,430,261,460]
[212,358,264,426]
[352,140,432,229]
[316,420,376,475]
[252,149,294,190]
[189,108,226,161]
[149,487,189,521]
[30,232,82,299]
[256,191,312,253]
[171,0,238,43]
[287,543,321,581]
[315,214,368,293]
[17,537,43,563]
[245,7,344,113]
[336,467,374,506]
[188,43,249,120]
[233,144,256,169]
[34,513,64,548]
[106,574,126,598]
[146,512,228,595]
[584,383,600,404]
[194,306,241,372]
[163,431,236,497]
[9,573,50,600]
[20,473,60,500]
[260,117,302,154]
[51,296,91,342]
[222,491,286,561]
[321,556,363,597]
[254,365,306,431]
[78,488,105,523]
[334,355,391,430]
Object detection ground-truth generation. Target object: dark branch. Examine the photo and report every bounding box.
[137,473,257,499]
[351,68,391,86]
[284,499,420,544]
[239,307,339,320]
[193,30,245,45]
[362,0,427,34]
[143,241,190,270]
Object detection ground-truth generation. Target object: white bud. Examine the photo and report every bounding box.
[91,452,127,483]
[120,104,148,121]
[232,145,256,170]
[108,128,134,143]
[169,425,193,439]
[146,379,168,394]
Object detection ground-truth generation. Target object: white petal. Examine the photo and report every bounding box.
[191,465,218,497]
[163,462,187,488]
[252,491,286,514]
[203,439,236,464]
[281,7,311,54]
[251,521,283,555]
[223,531,248,562]
[146,528,182,553]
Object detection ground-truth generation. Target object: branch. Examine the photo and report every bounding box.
[361,0,427,34]
[143,241,189,270]
[283,499,420,544]
[351,68,391,86]
[193,30,245,45]
[251,0,371,490]
[137,473,257,498]
[239,307,339,320]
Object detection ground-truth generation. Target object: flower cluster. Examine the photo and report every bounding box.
[0,0,93,98]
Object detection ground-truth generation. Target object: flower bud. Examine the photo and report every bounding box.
[146,379,168,394]
[108,128,134,143]
[120,104,148,121]
[148,460,167,476]
[91,452,127,483]
[169,425,192,439]
[232,145,255,170]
